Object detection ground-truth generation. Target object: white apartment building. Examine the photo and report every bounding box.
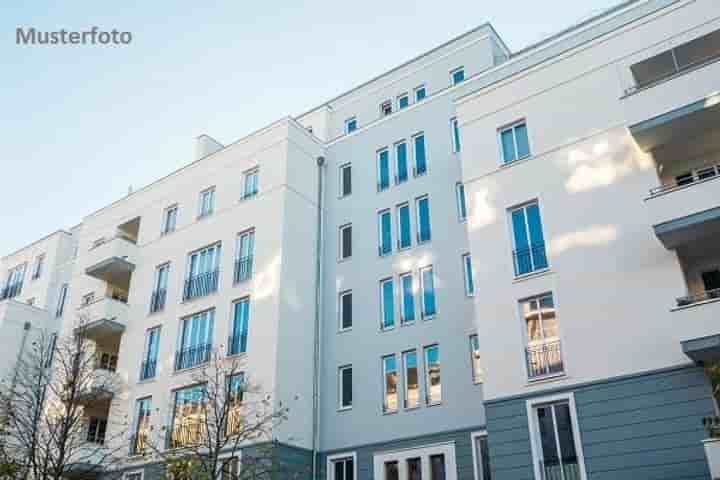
[1,1,719,479]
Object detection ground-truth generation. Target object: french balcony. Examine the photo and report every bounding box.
[645,168,720,249]
[233,256,253,284]
[525,340,564,380]
[512,243,548,277]
[227,334,248,357]
[182,270,219,301]
[85,236,138,286]
[0,282,23,301]
[149,289,166,313]
[139,359,157,381]
[175,343,212,371]
[76,296,128,342]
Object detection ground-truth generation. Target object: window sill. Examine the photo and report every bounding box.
[337,256,352,264]
[172,362,211,376]
[382,410,399,416]
[137,377,157,385]
[421,314,437,321]
[512,268,552,284]
[525,372,567,386]
[338,327,353,334]
[400,320,416,327]
[338,406,352,413]
[380,326,396,333]
[499,154,532,169]
[473,379,484,385]
[426,401,443,408]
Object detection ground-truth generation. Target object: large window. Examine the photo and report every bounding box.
[32,254,44,280]
[170,384,207,449]
[150,263,169,313]
[378,148,391,191]
[456,183,467,221]
[416,196,431,243]
[397,203,412,250]
[451,66,465,85]
[140,327,160,381]
[382,354,399,413]
[522,293,563,379]
[380,278,395,330]
[229,298,250,356]
[243,168,259,199]
[55,283,68,318]
[227,373,245,436]
[403,350,420,409]
[424,345,441,405]
[339,224,353,260]
[469,334,482,384]
[339,365,353,410]
[339,290,353,331]
[413,134,427,177]
[328,453,356,480]
[395,141,409,184]
[450,118,461,153]
[499,121,530,164]
[420,266,436,319]
[184,243,221,300]
[86,416,107,444]
[176,309,215,371]
[2,263,25,300]
[379,210,393,256]
[510,202,547,276]
[339,163,352,197]
[471,432,492,480]
[130,397,152,456]
[162,204,178,235]
[234,229,254,283]
[463,253,475,296]
[374,443,457,480]
[399,272,415,324]
[198,187,215,219]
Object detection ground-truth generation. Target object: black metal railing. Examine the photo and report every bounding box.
[513,243,548,276]
[649,163,719,196]
[182,270,219,301]
[166,422,205,449]
[242,187,258,200]
[140,360,157,381]
[233,256,253,284]
[149,289,166,313]
[677,288,720,307]
[526,340,564,379]
[175,343,212,371]
[227,334,248,356]
[0,283,23,300]
[129,432,148,456]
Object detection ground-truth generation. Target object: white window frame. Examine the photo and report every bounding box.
[412,132,427,177]
[382,353,399,413]
[414,84,426,102]
[450,117,460,153]
[378,209,392,257]
[471,431,489,480]
[339,163,352,197]
[379,277,395,331]
[198,187,215,218]
[396,202,412,250]
[344,117,357,134]
[397,92,409,109]
[338,290,352,332]
[415,194,431,243]
[423,344,441,405]
[338,364,353,410]
[394,140,408,185]
[162,204,178,235]
[399,272,415,325]
[419,265,436,319]
[327,452,357,480]
[463,253,474,296]
[373,442,457,480]
[377,147,391,191]
[455,183,467,222]
[338,223,352,261]
[124,471,144,480]
[243,167,259,199]
[498,120,530,164]
[451,66,465,85]
[526,392,588,480]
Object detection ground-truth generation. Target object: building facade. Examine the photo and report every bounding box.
[2,0,719,479]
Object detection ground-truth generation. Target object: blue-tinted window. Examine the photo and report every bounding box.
[379,210,392,256]
[451,118,461,153]
[397,203,412,249]
[511,202,548,276]
[345,117,357,134]
[398,95,409,109]
[417,196,431,243]
[414,134,427,176]
[381,278,395,329]
[400,273,415,323]
[230,298,249,355]
[415,85,426,101]
[463,254,475,296]
[500,122,530,163]
[395,142,408,184]
[378,149,390,190]
[456,183,467,221]
[421,266,436,318]
[452,68,465,85]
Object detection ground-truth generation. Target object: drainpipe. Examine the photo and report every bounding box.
[312,156,326,480]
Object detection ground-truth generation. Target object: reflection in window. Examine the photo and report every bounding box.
[383,355,399,413]
[424,345,442,404]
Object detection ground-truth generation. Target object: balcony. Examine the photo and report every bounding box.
[76,297,128,342]
[183,270,219,301]
[85,235,138,286]
[175,343,212,371]
[525,340,564,380]
[77,367,118,405]
[676,297,720,364]
[646,170,720,250]
[233,256,253,284]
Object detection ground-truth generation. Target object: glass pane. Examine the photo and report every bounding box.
[416,88,426,101]
[404,351,419,409]
[385,461,399,480]
[501,129,516,163]
[523,299,543,342]
[343,165,352,195]
[399,96,409,109]
[515,124,530,158]
[414,135,427,174]
[381,212,392,254]
[418,198,431,242]
[457,184,467,219]
[401,275,415,323]
[453,119,461,152]
[511,209,530,275]
[422,268,436,317]
[630,50,677,86]
[379,151,390,188]
[674,29,720,69]
[346,459,354,480]
[525,204,547,270]
[342,292,353,329]
[396,142,408,182]
[342,367,352,407]
[408,458,422,480]
[384,356,398,412]
[539,295,558,340]
[399,205,412,248]
[555,404,579,466]
[425,346,441,404]
[382,280,395,328]
[430,454,446,480]
[342,226,352,258]
[537,406,560,468]
[335,461,345,480]
[465,255,474,295]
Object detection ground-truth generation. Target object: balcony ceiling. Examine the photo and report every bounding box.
[654,206,720,249]
[85,256,134,285]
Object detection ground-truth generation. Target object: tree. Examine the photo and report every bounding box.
[0,317,129,480]
[140,349,310,480]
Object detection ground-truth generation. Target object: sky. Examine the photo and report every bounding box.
[0,0,623,257]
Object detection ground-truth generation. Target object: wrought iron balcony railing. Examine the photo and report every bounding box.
[233,256,253,284]
[149,289,166,313]
[512,243,548,276]
[182,270,219,301]
[526,340,564,379]
[175,343,212,371]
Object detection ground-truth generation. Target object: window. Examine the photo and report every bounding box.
[378,210,393,256]
[328,453,356,480]
[397,203,412,250]
[377,148,391,191]
[82,292,95,306]
[456,183,467,221]
[130,397,152,456]
[125,472,143,480]
[451,67,465,85]
[339,163,352,197]
[424,345,441,405]
[150,263,169,313]
[140,327,161,380]
[374,444,457,480]
[339,224,352,260]
[98,351,118,371]
[528,394,587,480]
[382,354,399,413]
[184,243,221,300]
[32,254,44,280]
[469,334,482,384]
[499,121,530,164]
[339,365,353,409]
[399,272,415,324]
[162,205,178,235]
[339,290,352,331]
[243,168,259,199]
[413,134,427,176]
[420,266,436,318]
[45,333,57,368]
[345,117,358,134]
[403,350,419,409]
[234,230,255,283]
[471,432,492,480]
[463,254,475,296]
[380,278,395,330]
[381,100,392,116]
[176,309,215,370]
[395,141,409,184]
[416,196,431,243]
[170,384,207,448]
[510,202,548,276]
[2,263,25,299]
[229,298,250,356]
[702,269,720,294]
[222,457,241,480]
[523,294,563,379]
[227,373,245,435]
[450,118,461,153]
[86,416,107,444]
[55,283,68,318]
[398,93,409,109]
[414,85,426,102]
[198,187,215,218]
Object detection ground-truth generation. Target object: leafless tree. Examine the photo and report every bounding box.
[0,317,129,480]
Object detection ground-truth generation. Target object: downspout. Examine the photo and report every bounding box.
[312,156,326,480]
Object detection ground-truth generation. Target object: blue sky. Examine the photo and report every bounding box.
[0,0,622,256]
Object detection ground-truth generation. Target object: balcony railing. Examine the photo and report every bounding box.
[677,288,720,307]
[175,343,212,371]
[513,243,548,276]
[150,289,166,313]
[649,163,720,196]
[167,422,205,449]
[182,270,219,301]
[140,360,157,381]
[233,256,253,284]
[129,432,149,456]
[526,340,564,379]
[227,334,248,356]
[0,283,23,300]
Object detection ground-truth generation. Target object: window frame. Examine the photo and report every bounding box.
[462,253,475,297]
[397,93,409,110]
[399,272,416,325]
[229,296,250,356]
[377,147,391,191]
[162,204,178,235]
[338,289,353,332]
[338,223,353,261]
[415,194,431,243]
[396,202,412,250]
[455,183,467,222]
[414,85,427,102]
[402,349,420,410]
[55,283,68,318]
[242,167,259,199]
[509,200,548,276]
[419,265,436,319]
[327,452,357,480]
[469,334,482,384]
[339,163,352,197]
[470,431,490,480]
[373,443,457,480]
[412,132,427,177]
[423,344,441,405]
[450,117,461,153]
[345,117,358,134]
[379,277,396,331]
[451,66,465,85]
[382,354,399,413]
[198,187,216,219]
[378,209,393,257]
[499,120,531,164]
[338,364,353,411]
[394,140,409,185]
